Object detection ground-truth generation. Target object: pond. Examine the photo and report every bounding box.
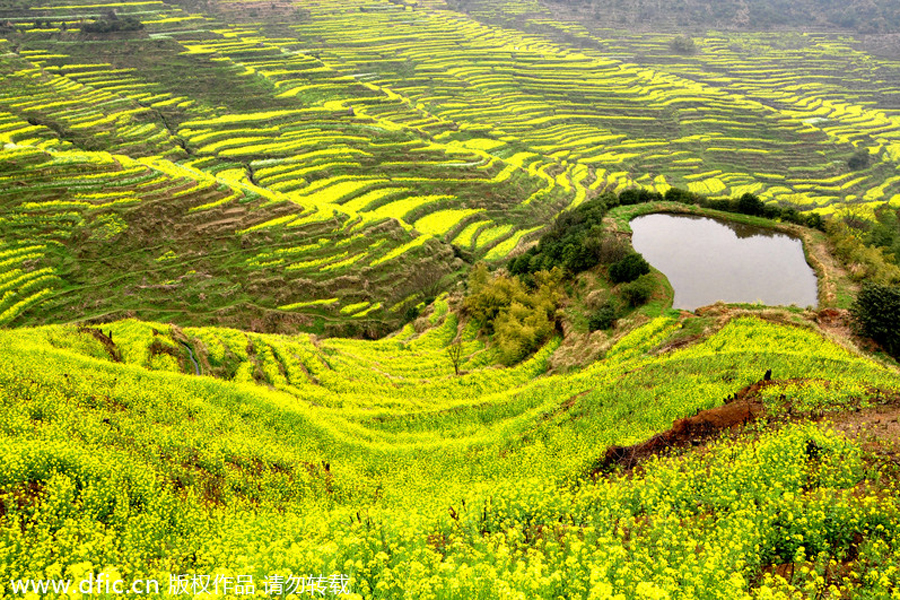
[629,213,818,311]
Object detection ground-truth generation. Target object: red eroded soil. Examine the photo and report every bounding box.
[593,378,900,474]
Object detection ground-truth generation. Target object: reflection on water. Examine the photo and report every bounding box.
[629,213,818,311]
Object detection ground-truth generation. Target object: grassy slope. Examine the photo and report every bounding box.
[2,308,900,598]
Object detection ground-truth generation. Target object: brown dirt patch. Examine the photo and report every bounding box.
[595,380,774,473]
[78,325,121,362]
[651,333,703,355]
[821,404,900,452]
[594,376,900,476]
[0,480,45,519]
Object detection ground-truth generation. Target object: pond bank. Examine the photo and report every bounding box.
[631,213,817,310]
[605,201,857,309]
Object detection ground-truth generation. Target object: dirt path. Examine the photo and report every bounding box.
[824,404,900,452]
[794,227,858,309]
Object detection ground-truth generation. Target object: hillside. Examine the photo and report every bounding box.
[0,0,898,332]
[456,0,900,34]
[2,0,900,598]
[3,308,900,597]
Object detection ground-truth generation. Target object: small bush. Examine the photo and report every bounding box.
[670,35,698,55]
[737,193,766,216]
[621,274,656,307]
[588,300,618,331]
[664,187,702,204]
[81,16,143,33]
[609,253,651,284]
[847,149,871,171]
[598,191,619,209]
[851,282,900,357]
[596,235,629,265]
[619,188,663,206]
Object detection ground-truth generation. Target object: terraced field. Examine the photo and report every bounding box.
[4,2,900,597]
[0,142,470,335]
[0,0,898,331]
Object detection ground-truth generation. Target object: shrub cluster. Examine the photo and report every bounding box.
[859,206,900,270]
[608,253,650,284]
[507,194,611,277]
[588,299,618,331]
[81,17,143,33]
[618,188,664,206]
[464,263,563,365]
[621,273,656,308]
[664,188,825,230]
[851,282,900,357]
[669,35,698,55]
[848,149,871,171]
[828,220,900,285]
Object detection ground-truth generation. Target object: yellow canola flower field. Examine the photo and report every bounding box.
[1,315,899,598]
[5,7,900,596]
[414,209,485,237]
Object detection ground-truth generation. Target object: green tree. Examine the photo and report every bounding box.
[609,252,651,284]
[464,263,562,365]
[588,299,618,331]
[669,35,698,55]
[621,274,656,307]
[827,221,900,285]
[494,300,554,365]
[464,262,526,332]
[737,193,765,216]
[664,187,700,204]
[847,149,870,171]
[851,282,900,357]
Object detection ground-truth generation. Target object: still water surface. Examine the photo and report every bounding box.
[630,213,818,310]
